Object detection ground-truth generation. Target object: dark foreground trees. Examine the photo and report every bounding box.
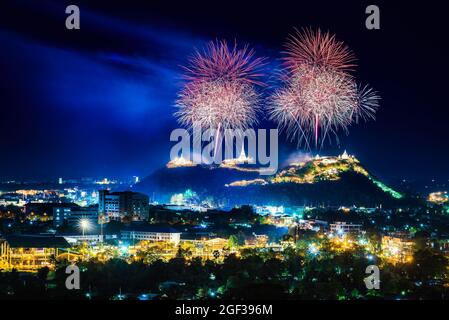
[1,246,448,300]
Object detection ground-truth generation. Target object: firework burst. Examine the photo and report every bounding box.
[354,84,381,122]
[175,80,260,130]
[176,40,265,154]
[176,40,265,156]
[270,28,380,148]
[283,28,357,75]
[182,40,266,86]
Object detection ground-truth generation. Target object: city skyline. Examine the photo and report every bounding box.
[1,1,449,183]
[1,1,449,304]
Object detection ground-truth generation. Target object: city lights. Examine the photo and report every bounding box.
[308,244,319,255]
[79,219,90,237]
[1,1,449,305]
[428,191,449,204]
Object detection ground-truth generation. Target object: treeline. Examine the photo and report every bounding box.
[1,244,448,300]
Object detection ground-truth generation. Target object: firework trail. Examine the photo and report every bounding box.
[176,40,265,154]
[269,28,380,148]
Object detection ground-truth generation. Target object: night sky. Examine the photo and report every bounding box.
[1,0,448,184]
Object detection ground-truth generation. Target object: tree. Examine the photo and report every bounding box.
[37,267,50,282]
[407,249,447,281]
[228,235,239,249]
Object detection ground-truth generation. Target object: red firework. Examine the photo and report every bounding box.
[283,28,357,75]
[270,28,379,149]
[176,41,266,154]
[182,40,266,86]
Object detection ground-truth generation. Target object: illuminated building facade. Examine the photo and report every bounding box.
[381,233,415,263]
[297,219,328,231]
[244,234,269,247]
[25,202,74,218]
[254,205,285,216]
[0,235,71,271]
[62,233,103,244]
[99,190,149,222]
[181,237,230,259]
[330,222,363,235]
[53,205,98,227]
[427,191,448,205]
[121,225,181,245]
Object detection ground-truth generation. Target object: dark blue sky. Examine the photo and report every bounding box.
[1,0,448,184]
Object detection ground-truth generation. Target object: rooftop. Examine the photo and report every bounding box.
[4,235,71,248]
[121,224,180,234]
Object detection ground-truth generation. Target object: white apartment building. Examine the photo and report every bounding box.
[121,226,181,245]
[330,221,363,235]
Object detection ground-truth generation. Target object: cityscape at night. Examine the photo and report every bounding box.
[1,0,449,313]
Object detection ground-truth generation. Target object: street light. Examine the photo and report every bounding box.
[80,219,90,237]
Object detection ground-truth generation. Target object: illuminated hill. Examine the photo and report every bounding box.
[227,152,403,200]
[137,152,404,207]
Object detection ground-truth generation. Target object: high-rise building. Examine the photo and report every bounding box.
[98,190,149,222]
[329,221,363,235]
[53,205,98,227]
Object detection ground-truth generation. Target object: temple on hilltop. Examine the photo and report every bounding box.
[235,146,254,164]
[312,150,356,165]
[338,150,353,160]
[314,150,353,161]
[166,156,197,168]
[222,145,255,166]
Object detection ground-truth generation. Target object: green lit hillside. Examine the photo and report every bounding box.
[227,152,403,200]
[139,152,404,207]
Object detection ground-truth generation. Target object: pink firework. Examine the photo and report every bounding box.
[270,66,358,148]
[182,40,266,86]
[176,40,265,130]
[270,29,379,148]
[283,28,357,75]
[176,80,260,130]
[176,40,265,153]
